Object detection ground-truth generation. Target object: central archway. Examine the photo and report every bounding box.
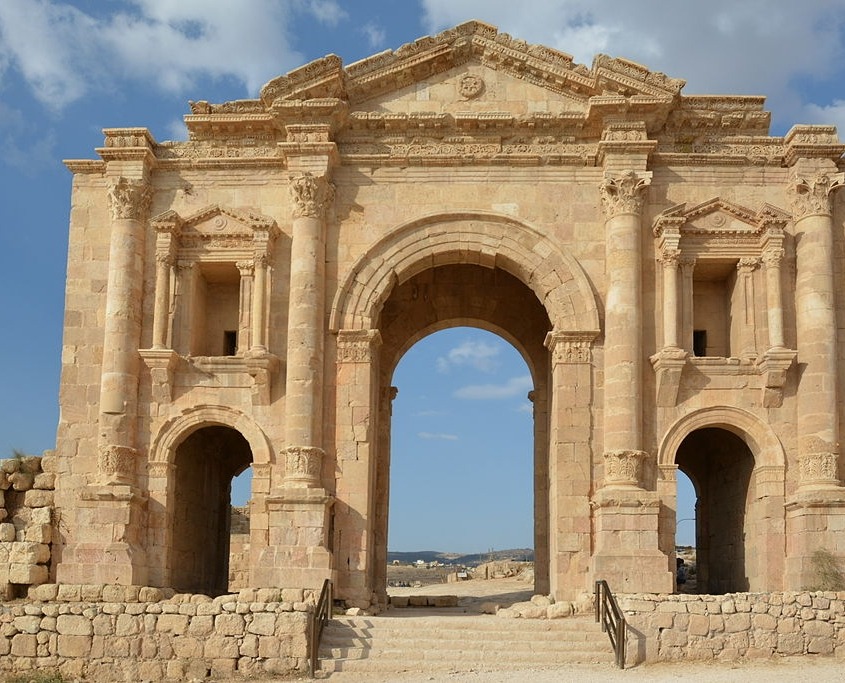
[330,213,600,606]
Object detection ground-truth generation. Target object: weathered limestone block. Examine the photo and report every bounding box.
[57,634,92,657]
[56,614,93,636]
[156,614,189,634]
[9,563,48,584]
[0,523,15,542]
[9,541,50,564]
[23,490,53,508]
[247,612,276,636]
[203,634,240,659]
[214,613,245,636]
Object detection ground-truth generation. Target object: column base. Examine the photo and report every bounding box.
[785,487,845,590]
[590,487,673,593]
[55,485,148,585]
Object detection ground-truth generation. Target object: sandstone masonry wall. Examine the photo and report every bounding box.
[0,585,314,680]
[621,591,845,665]
[0,455,55,599]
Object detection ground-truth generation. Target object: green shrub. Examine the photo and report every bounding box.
[807,548,845,591]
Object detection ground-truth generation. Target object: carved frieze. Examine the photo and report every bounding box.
[107,177,152,221]
[599,170,651,218]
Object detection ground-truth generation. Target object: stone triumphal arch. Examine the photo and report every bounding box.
[51,21,845,605]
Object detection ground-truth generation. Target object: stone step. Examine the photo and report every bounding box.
[317,614,614,675]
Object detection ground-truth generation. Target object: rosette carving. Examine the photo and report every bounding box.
[603,449,646,488]
[290,172,334,219]
[98,444,137,485]
[600,170,651,218]
[283,445,325,486]
[789,172,844,219]
[107,177,152,221]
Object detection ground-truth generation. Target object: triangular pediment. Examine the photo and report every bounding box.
[258,20,685,109]
[656,198,790,239]
[151,205,279,244]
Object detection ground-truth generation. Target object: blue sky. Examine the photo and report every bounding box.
[3,1,845,551]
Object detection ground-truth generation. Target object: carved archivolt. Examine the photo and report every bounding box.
[329,211,600,335]
[657,405,786,470]
[148,404,273,468]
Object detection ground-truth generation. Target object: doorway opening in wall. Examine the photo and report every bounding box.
[675,470,697,593]
[675,427,755,594]
[387,327,535,594]
[171,425,253,596]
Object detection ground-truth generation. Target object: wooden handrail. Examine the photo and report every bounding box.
[594,579,626,669]
[309,578,332,677]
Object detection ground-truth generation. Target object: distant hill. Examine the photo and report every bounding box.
[387,548,534,567]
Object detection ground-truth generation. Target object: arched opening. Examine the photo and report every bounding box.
[675,470,697,593]
[171,425,253,595]
[676,427,754,594]
[371,263,552,601]
[389,327,534,559]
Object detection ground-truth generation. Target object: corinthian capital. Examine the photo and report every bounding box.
[289,172,334,219]
[600,170,651,218]
[107,177,152,221]
[789,171,845,219]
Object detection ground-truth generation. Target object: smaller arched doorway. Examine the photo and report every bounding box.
[676,428,754,594]
[170,426,253,595]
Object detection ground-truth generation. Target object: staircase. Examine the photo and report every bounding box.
[317,613,613,675]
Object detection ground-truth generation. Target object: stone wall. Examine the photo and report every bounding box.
[0,585,315,680]
[0,455,55,599]
[621,591,845,665]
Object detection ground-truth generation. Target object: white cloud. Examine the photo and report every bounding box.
[454,374,532,400]
[436,339,500,373]
[361,21,387,49]
[418,431,459,440]
[419,0,845,131]
[0,0,348,110]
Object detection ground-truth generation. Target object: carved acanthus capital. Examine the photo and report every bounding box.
[798,451,839,487]
[155,252,173,267]
[290,172,334,219]
[603,450,647,488]
[283,445,325,487]
[544,330,597,365]
[107,177,152,221]
[789,171,845,219]
[236,260,255,276]
[600,170,651,218]
[737,257,761,272]
[659,248,681,269]
[97,444,137,485]
[762,248,785,269]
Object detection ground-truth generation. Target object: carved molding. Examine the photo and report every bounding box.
[107,177,152,221]
[650,347,688,407]
[789,171,845,219]
[599,170,651,218]
[290,172,334,219]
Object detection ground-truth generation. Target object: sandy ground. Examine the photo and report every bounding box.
[311,575,845,682]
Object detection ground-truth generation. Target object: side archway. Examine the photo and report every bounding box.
[329,211,600,335]
[659,406,786,592]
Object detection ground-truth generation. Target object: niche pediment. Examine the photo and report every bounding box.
[654,198,789,258]
[151,205,279,259]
